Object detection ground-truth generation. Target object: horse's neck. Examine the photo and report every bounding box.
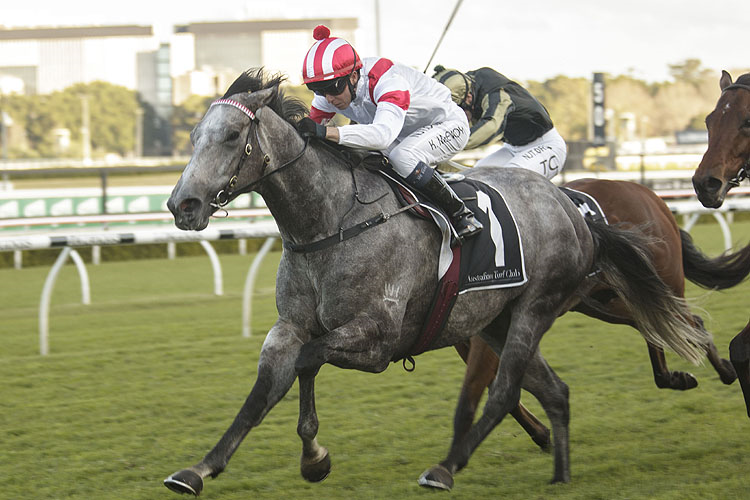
[260,144,361,244]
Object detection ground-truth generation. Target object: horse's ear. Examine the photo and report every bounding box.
[249,87,276,110]
[720,70,733,91]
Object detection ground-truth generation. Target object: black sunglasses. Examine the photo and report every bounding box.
[307,76,349,97]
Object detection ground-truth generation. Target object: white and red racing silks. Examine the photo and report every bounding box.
[310,57,461,152]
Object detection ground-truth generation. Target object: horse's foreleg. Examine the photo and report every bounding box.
[291,314,395,483]
[297,373,331,482]
[510,402,551,452]
[729,320,750,418]
[164,322,303,496]
[295,314,395,374]
[693,314,736,385]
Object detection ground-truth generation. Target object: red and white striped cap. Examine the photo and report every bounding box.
[302,25,362,84]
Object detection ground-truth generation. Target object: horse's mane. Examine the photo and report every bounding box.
[222,68,376,167]
[222,67,308,125]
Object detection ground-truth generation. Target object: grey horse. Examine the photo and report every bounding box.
[164,69,709,495]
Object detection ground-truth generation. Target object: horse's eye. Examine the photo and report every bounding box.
[226,130,240,142]
[742,118,750,130]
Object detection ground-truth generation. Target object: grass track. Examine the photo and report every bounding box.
[1,222,749,499]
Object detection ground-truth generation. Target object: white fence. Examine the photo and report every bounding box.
[1,217,280,355]
[4,186,750,356]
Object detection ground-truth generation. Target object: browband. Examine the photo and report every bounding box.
[210,99,256,121]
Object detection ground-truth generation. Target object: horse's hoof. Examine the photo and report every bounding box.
[164,469,203,496]
[300,449,331,482]
[677,372,699,390]
[418,464,454,491]
[534,429,552,453]
[656,371,698,390]
[550,474,571,484]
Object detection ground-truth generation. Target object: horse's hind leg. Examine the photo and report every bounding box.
[454,338,550,451]
[420,307,556,490]
[729,319,750,418]
[648,344,698,390]
[648,314,735,389]
[163,321,304,496]
[578,298,724,390]
[520,349,570,483]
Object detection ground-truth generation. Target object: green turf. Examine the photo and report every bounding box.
[2,221,749,500]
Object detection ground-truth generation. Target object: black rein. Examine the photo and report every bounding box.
[209,98,415,254]
[720,83,750,187]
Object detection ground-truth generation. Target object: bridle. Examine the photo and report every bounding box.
[207,97,415,254]
[208,98,309,211]
[719,83,750,187]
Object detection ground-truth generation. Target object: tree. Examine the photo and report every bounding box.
[63,82,139,156]
[605,75,656,138]
[526,76,590,141]
[171,95,214,155]
[1,81,140,158]
[669,58,714,88]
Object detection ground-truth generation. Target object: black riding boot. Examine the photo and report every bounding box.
[408,165,482,240]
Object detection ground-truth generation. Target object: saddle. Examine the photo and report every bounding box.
[366,157,528,365]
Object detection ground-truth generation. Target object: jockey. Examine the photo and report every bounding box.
[432,66,567,180]
[298,25,482,241]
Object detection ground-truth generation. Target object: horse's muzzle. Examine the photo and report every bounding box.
[168,196,210,231]
[692,174,726,209]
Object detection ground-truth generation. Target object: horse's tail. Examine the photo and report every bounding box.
[680,229,750,290]
[586,219,709,365]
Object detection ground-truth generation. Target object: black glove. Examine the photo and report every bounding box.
[298,117,326,139]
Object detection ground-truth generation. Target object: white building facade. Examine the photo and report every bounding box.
[0,25,158,95]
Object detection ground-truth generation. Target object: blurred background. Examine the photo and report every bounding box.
[1,0,749,161]
[2,0,750,262]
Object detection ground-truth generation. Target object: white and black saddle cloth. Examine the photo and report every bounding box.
[558,186,608,225]
[451,178,528,292]
[379,170,528,291]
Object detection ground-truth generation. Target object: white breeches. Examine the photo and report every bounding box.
[474,127,567,180]
[386,113,470,178]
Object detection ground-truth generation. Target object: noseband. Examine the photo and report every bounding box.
[719,83,750,187]
[208,98,308,210]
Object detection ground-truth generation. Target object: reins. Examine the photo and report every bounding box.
[209,98,415,253]
[209,99,309,211]
[283,203,417,253]
[282,145,417,253]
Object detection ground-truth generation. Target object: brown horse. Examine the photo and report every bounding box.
[693,70,750,417]
[451,178,750,452]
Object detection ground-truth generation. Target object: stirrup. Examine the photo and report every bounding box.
[453,212,483,240]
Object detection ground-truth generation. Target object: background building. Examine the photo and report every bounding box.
[172,18,358,103]
[0,25,158,95]
[0,18,359,157]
